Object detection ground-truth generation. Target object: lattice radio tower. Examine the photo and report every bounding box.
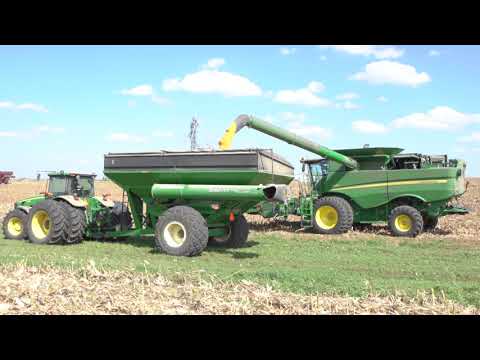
[189,117,199,151]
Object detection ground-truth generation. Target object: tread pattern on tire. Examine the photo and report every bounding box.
[209,214,249,248]
[155,206,208,257]
[313,196,354,234]
[112,201,133,230]
[27,199,68,245]
[58,201,86,244]
[388,205,423,237]
[2,208,28,240]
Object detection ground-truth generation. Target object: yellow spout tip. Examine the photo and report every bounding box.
[218,122,237,150]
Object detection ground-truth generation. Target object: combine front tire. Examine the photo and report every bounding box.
[313,197,353,234]
[388,205,423,237]
[155,206,208,257]
[2,209,28,240]
[209,214,249,248]
[27,200,68,245]
[58,202,86,244]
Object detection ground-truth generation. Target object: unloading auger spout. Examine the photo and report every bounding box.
[218,114,358,170]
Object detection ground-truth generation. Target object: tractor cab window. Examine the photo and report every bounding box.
[48,176,67,195]
[76,177,95,197]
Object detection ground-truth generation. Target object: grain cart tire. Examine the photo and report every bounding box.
[313,196,353,234]
[2,209,28,240]
[209,214,249,248]
[155,206,208,257]
[111,202,133,230]
[423,216,438,232]
[58,202,86,244]
[388,205,423,237]
[27,200,68,245]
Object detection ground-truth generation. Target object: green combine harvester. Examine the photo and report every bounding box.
[219,115,468,237]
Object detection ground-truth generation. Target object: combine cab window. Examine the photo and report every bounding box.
[48,176,67,195]
[308,160,328,186]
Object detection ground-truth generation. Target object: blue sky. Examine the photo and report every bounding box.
[1,45,479,178]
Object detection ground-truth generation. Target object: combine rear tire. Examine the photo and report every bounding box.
[155,206,208,257]
[388,205,423,237]
[423,216,438,232]
[209,214,249,248]
[58,202,86,244]
[27,200,68,244]
[313,197,353,234]
[2,209,28,240]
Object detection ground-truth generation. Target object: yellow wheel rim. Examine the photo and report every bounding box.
[315,205,338,230]
[31,210,51,239]
[7,217,23,237]
[395,214,412,232]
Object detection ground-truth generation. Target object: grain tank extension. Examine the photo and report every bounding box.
[219,115,468,237]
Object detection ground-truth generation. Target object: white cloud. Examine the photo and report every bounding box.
[352,120,388,134]
[36,125,65,134]
[336,92,359,100]
[120,84,153,96]
[151,94,169,105]
[319,45,404,59]
[377,96,388,102]
[280,47,296,55]
[163,67,262,97]
[106,133,147,143]
[392,106,480,130]
[429,50,440,57]
[458,132,480,143]
[0,100,48,112]
[277,112,332,140]
[0,131,17,137]
[350,60,431,87]
[203,58,225,69]
[340,101,360,110]
[274,81,330,107]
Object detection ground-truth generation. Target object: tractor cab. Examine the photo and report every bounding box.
[47,171,96,198]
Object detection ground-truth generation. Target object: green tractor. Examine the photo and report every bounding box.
[2,171,132,244]
[219,115,468,237]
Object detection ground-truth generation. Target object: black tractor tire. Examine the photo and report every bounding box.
[155,206,208,257]
[423,216,438,232]
[388,205,424,237]
[2,209,28,240]
[58,202,86,244]
[313,196,354,234]
[111,201,133,230]
[209,214,249,248]
[27,200,68,245]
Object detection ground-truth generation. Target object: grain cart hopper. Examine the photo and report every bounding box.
[102,149,293,256]
[219,115,468,237]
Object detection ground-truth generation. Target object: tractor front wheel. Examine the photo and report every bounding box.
[27,200,68,245]
[313,197,353,234]
[388,205,423,237]
[2,209,28,240]
[209,214,249,248]
[155,206,208,257]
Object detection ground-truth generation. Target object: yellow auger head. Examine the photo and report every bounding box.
[218,121,238,150]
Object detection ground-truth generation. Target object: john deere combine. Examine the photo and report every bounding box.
[219,115,468,237]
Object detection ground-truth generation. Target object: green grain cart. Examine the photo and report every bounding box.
[3,151,294,257]
[219,115,468,237]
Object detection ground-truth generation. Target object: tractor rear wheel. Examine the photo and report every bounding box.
[388,205,423,237]
[2,209,28,240]
[27,200,68,244]
[423,216,438,232]
[155,206,208,256]
[58,202,86,244]
[111,202,132,230]
[313,197,353,234]
[209,214,249,248]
